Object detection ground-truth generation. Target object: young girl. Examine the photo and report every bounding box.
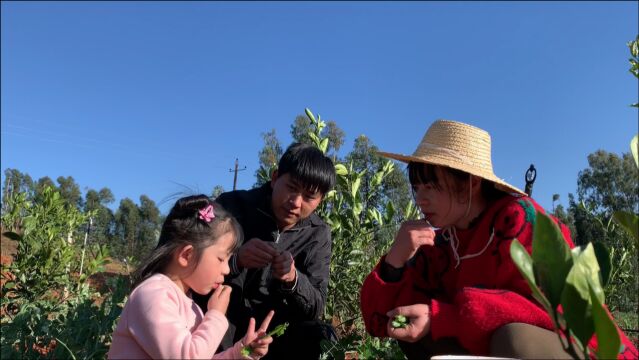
[360,120,638,359]
[108,195,275,359]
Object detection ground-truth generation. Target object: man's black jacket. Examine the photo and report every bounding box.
[194,183,332,350]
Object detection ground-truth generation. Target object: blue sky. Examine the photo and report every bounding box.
[2,1,637,214]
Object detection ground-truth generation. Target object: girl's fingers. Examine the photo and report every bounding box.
[245,317,257,340]
[258,310,275,333]
[212,284,224,297]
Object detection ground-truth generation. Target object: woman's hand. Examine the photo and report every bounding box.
[385,220,435,268]
[386,304,431,343]
[207,284,231,315]
[241,310,275,359]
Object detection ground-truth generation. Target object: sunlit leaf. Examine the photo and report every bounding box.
[305,108,316,122]
[334,163,348,176]
[561,243,603,347]
[510,240,553,315]
[532,211,573,308]
[589,279,621,360]
[631,135,638,167]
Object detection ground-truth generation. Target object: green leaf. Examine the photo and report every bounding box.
[612,211,639,245]
[510,239,553,315]
[561,243,603,347]
[631,135,638,168]
[305,108,316,122]
[532,211,573,308]
[319,138,329,153]
[351,178,361,199]
[334,163,348,176]
[589,279,621,360]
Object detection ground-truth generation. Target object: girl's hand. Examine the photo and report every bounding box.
[241,310,275,359]
[385,220,435,268]
[386,304,431,343]
[207,284,232,314]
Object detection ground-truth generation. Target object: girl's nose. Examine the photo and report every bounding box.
[222,260,231,275]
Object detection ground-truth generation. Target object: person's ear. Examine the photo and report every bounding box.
[270,169,279,188]
[176,245,194,268]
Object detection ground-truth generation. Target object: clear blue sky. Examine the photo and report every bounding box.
[2,1,637,214]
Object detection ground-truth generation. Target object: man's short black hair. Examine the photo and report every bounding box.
[277,142,336,195]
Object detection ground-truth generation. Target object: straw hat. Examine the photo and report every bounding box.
[378,119,526,196]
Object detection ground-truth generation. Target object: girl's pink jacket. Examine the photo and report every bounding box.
[108,273,245,359]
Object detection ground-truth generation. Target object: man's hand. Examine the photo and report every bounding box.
[271,251,296,284]
[237,238,280,269]
[385,220,435,268]
[386,304,431,343]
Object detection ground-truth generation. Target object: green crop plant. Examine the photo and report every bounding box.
[510,211,622,359]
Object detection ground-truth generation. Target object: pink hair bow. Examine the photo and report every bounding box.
[198,204,215,223]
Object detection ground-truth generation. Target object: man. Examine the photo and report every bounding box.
[194,142,337,359]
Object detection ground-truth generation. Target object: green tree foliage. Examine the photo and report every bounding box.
[291,113,345,159]
[56,176,83,210]
[2,168,34,205]
[1,169,34,229]
[254,129,283,187]
[112,196,161,262]
[568,151,638,315]
[83,188,116,247]
[345,135,412,223]
[577,151,638,215]
[114,198,141,260]
[300,108,417,359]
[137,195,161,256]
[34,176,56,204]
[1,186,96,302]
[211,185,225,198]
[1,186,125,359]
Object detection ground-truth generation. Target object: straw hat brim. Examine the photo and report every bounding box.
[378,151,527,196]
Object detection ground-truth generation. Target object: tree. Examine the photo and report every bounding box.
[56,176,83,210]
[553,203,576,240]
[291,115,313,145]
[569,150,638,315]
[2,168,34,199]
[344,135,412,222]
[33,177,57,204]
[552,194,560,213]
[137,195,161,257]
[1,168,34,219]
[84,187,115,247]
[114,198,140,260]
[211,185,225,198]
[325,121,345,159]
[254,129,283,187]
[576,150,638,215]
[291,114,345,160]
